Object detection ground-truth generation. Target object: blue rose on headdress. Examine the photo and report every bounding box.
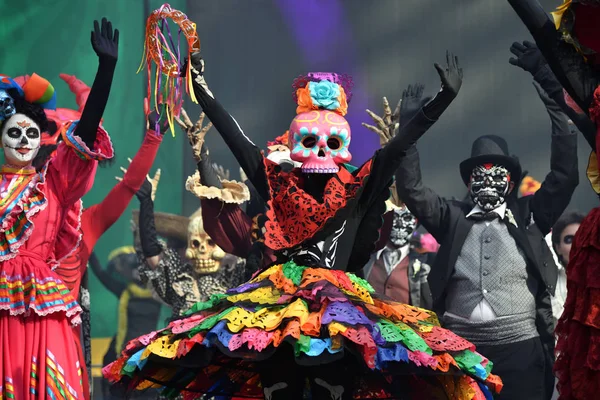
[309,80,341,110]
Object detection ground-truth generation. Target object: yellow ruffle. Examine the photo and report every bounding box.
[227,286,282,305]
[222,298,309,333]
[587,151,600,194]
[147,336,181,358]
[185,171,250,204]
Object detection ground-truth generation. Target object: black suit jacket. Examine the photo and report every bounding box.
[395,130,578,375]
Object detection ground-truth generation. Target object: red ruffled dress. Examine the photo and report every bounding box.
[554,86,600,399]
[0,120,113,399]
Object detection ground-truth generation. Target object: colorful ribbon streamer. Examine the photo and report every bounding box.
[139,3,200,135]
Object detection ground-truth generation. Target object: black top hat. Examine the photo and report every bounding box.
[459,135,522,186]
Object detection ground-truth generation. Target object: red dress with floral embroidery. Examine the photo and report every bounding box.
[0,121,113,399]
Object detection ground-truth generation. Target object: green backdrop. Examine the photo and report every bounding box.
[0,0,186,337]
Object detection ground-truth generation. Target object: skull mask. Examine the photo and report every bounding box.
[185,211,226,274]
[0,91,16,121]
[1,113,41,167]
[469,164,511,212]
[289,110,351,174]
[389,207,417,248]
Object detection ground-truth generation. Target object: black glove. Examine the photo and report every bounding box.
[422,52,463,121]
[148,107,169,135]
[135,179,152,201]
[399,84,431,130]
[197,143,223,188]
[76,18,119,149]
[509,41,547,75]
[137,184,162,258]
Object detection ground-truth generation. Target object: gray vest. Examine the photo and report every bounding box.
[446,220,537,318]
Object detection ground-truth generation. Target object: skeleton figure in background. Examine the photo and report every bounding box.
[469,164,512,212]
[136,172,246,317]
[185,210,226,274]
[389,207,417,248]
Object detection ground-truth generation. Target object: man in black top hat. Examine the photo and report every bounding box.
[394,82,579,399]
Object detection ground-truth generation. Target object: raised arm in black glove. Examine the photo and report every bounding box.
[509,40,547,75]
[399,84,432,130]
[76,18,119,149]
[421,52,463,122]
[136,179,162,260]
[184,53,270,200]
[361,53,463,208]
[509,40,596,149]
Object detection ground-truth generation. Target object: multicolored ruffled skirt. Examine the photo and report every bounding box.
[103,262,502,399]
[555,207,600,399]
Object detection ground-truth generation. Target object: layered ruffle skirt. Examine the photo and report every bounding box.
[0,251,85,399]
[104,262,502,399]
[555,207,600,399]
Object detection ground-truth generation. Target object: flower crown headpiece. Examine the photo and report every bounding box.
[292,72,354,117]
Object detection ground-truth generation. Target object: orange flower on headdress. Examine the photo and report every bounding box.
[520,176,542,196]
[337,86,348,116]
[296,86,318,114]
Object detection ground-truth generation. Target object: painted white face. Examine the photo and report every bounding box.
[1,113,41,167]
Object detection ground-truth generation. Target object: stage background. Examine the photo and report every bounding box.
[3,0,594,343]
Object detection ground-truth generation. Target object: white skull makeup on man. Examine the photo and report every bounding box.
[1,113,41,166]
[469,163,512,212]
[389,207,417,248]
[185,210,226,274]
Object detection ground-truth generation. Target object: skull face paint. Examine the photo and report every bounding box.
[389,207,417,248]
[469,164,511,212]
[289,110,351,174]
[185,213,226,274]
[1,113,41,167]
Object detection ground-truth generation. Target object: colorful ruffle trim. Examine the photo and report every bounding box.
[0,167,47,262]
[555,207,600,399]
[104,262,502,399]
[60,120,114,161]
[0,270,82,325]
[185,171,250,205]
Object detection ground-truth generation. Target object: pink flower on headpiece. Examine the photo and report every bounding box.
[419,233,439,253]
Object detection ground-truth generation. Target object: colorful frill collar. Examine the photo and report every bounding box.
[0,164,47,261]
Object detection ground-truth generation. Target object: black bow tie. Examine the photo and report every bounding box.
[468,212,501,222]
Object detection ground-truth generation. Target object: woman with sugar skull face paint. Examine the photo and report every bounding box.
[0,18,118,400]
[105,50,503,399]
